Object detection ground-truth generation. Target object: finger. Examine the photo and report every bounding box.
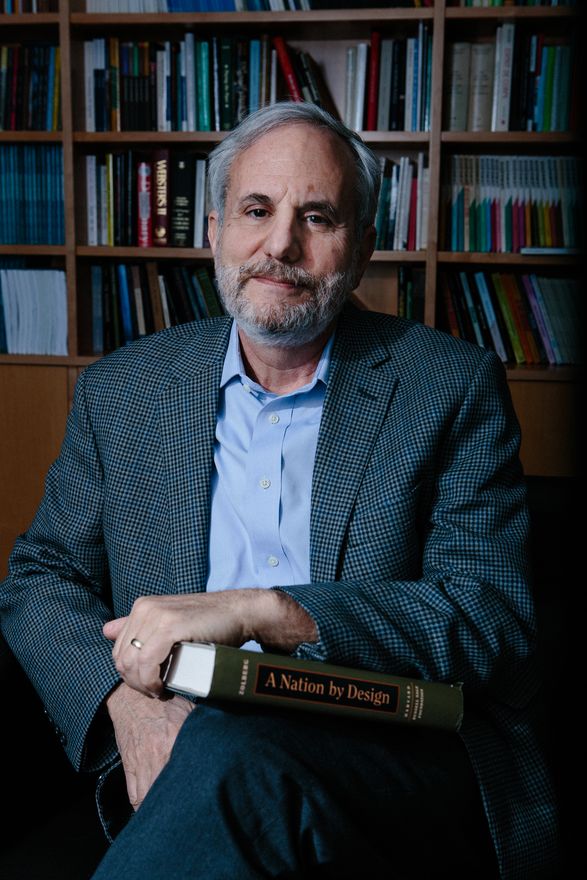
[103,617,127,641]
[122,765,140,812]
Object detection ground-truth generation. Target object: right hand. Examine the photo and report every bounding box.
[105,682,195,810]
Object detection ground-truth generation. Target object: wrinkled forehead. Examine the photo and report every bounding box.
[226,123,358,209]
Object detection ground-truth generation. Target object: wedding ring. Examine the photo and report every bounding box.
[130,638,144,650]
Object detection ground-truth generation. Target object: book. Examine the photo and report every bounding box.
[136,157,153,247]
[152,148,170,247]
[163,642,464,732]
[272,36,303,102]
[169,151,196,247]
[445,42,470,131]
[492,22,515,132]
[467,41,494,131]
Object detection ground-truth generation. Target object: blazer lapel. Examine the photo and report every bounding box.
[310,307,399,583]
[156,319,232,593]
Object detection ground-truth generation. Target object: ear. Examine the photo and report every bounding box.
[352,224,376,288]
[207,211,219,256]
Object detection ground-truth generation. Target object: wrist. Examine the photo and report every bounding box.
[246,588,318,652]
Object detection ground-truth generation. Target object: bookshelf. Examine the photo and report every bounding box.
[0,0,582,573]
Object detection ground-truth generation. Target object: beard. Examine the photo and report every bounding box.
[213,254,358,347]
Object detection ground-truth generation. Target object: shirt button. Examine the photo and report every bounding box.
[267,556,279,567]
[269,414,280,424]
[259,478,271,489]
[242,383,251,393]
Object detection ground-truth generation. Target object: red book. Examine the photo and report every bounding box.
[272,36,303,102]
[137,159,153,247]
[366,31,381,131]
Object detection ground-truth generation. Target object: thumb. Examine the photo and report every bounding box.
[103,616,128,641]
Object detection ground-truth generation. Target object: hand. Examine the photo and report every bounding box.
[103,589,317,698]
[106,682,194,810]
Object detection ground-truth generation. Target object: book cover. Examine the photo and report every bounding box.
[444,41,471,131]
[376,38,394,131]
[490,272,524,364]
[272,36,303,102]
[136,157,153,247]
[163,642,464,732]
[472,271,509,363]
[144,260,166,332]
[366,30,381,131]
[520,273,556,366]
[169,151,196,248]
[493,22,515,132]
[90,263,103,355]
[152,148,170,247]
[467,41,494,131]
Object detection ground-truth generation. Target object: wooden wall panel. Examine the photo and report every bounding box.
[0,367,70,577]
[509,378,579,478]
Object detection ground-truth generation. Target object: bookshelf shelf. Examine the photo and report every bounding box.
[437,252,581,267]
[0,0,581,578]
[441,132,579,145]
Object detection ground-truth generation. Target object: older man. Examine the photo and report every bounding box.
[0,103,557,879]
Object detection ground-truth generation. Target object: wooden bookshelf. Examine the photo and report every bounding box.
[0,0,582,575]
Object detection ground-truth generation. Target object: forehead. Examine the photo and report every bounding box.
[226,123,356,206]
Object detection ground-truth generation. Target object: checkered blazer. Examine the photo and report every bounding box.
[0,304,558,879]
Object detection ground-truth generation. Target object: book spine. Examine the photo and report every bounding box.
[152,148,169,246]
[272,36,303,102]
[137,159,153,247]
[445,41,471,132]
[166,643,464,732]
[366,30,381,131]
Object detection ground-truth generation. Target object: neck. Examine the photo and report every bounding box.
[237,325,333,395]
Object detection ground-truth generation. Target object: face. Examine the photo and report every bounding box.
[207,124,375,346]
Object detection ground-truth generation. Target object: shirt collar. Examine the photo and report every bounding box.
[220,320,335,393]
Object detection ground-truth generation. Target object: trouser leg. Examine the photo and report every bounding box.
[91,702,498,880]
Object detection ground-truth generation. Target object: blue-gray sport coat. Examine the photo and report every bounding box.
[0,304,558,878]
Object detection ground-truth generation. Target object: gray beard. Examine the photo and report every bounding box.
[213,256,357,347]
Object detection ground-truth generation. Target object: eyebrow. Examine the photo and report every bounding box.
[236,193,341,223]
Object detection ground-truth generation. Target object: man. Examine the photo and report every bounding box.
[0,103,558,879]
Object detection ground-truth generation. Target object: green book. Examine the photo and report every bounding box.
[163,641,464,732]
[196,40,211,132]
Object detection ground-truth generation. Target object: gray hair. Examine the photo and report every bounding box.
[207,102,381,233]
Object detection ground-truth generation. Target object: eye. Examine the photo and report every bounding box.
[305,213,331,226]
[246,208,269,219]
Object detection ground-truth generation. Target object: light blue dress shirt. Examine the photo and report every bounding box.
[206,321,333,650]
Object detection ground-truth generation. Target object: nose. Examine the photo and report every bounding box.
[262,210,302,264]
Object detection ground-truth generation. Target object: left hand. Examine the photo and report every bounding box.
[103,589,317,698]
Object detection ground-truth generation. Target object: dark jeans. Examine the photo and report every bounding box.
[91,701,498,879]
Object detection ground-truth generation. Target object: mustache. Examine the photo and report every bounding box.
[235,259,320,291]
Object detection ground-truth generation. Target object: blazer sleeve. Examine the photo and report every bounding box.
[277,350,537,711]
[0,369,120,773]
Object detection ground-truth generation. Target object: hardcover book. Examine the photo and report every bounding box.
[163,641,464,732]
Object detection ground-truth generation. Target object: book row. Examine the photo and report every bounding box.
[83,2,431,12]
[0,1,56,11]
[83,35,337,133]
[0,268,67,356]
[444,25,576,133]
[85,149,208,248]
[439,269,581,365]
[397,265,425,324]
[345,25,432,133]
[457,2,575,7]
[0,145,64,245]
[86,261,224,355]
[0,43,61,132]
[375,153,429,251]
[442,154,581,253]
